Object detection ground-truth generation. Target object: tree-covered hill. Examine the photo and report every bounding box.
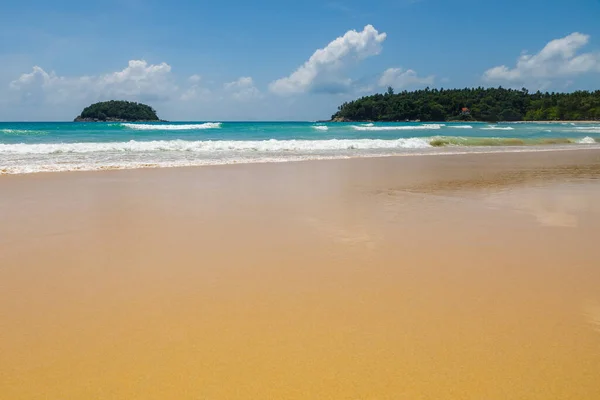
[331,87,600,122]
[74,100,160,122]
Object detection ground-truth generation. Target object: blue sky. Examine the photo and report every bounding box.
[1,0,599,121]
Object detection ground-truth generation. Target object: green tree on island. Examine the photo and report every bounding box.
[332,87,600,122]
[75,100,160,122]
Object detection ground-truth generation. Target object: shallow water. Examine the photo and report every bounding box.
[1,121,599,174]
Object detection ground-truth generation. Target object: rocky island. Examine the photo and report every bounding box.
[74,100,162,122]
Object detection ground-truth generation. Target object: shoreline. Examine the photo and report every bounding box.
[2,143,599,176]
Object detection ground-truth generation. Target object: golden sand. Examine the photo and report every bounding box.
[1,150,600,399]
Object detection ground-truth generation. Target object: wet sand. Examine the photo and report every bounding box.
[1,150,600,399]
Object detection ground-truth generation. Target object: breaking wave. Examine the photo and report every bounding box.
[429,136,599,146]
[1,129,48,136]
[0,138,433,155]
[577,136,597,144]
[313,125,329,131]
[4,136,598,156]
[351,124,444,131]
[574,126,600,133]
[481,126,515,131]
[121,122,222,130]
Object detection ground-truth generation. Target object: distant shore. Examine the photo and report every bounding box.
[323,119,600,124]
[504,120,600,124]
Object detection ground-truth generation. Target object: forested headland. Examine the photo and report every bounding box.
[331,87,600,122]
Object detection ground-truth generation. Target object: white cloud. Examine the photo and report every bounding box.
[224,76,253,90]
[357,84,375,93]
[224,76,261,101]
[180,85,211,101]
[10,60,177,103]
[9,66,52,88]
[378,67,434,89]
[269,25,387,95]
[483,33,600,85]
[180,74,211,101]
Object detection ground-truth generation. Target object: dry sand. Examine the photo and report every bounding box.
[1,150,600,399]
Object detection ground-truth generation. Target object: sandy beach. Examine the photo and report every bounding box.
[1,150,600,399]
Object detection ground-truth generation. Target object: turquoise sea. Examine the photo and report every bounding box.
[1,121,599,174]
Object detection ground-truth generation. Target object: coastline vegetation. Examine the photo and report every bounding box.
[332,87,600,122]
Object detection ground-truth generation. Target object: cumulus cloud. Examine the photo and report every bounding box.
[378,68,434,89]
[483,33,600,85]
[180,85,211,102]
[180,74,211,101]
[269,25,387,95]
[224,76,261,101]
[10,60,177,103]
[188,74,202,83]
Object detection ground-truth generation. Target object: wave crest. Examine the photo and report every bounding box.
[481,126,515,131]
[122,122,222,130]
[1,129,48,135]
[577,136,597,144]
[574,127,600,133]
[351,124,443,131]
[0,138,433,155]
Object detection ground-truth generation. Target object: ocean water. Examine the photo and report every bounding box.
[1,121,599,174]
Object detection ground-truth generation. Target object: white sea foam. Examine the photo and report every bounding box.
[481,126,515,131]
[577,136,596,144]
[450,125,473,129]
[313,125,329,131]
[576,129,600,133]
[4,145,599,175]
[351,124,443,131]
[574,126,600,133]
[0,138,433,155]
[121,122,222,130]
[1,129,47,135]
[361,123,375,127]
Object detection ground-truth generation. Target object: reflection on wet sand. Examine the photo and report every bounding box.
[485,184,600,228]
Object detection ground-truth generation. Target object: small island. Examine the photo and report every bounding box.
[331,87,600,122]
[74,100,161,122]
